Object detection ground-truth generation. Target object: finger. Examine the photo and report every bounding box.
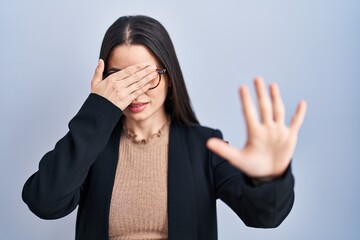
[290,100,307,133]
[111,63,156,82]
[122,64,157,87]
[254,77,273,123]
[239,85,259,131]
[206,138,241,164]
[122,83,152,106]
[122,70,158,94]
[269,83,285,123]
[91,59,104,85]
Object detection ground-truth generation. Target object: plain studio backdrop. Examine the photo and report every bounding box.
[0,0,359,239]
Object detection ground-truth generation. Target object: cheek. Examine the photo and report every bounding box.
[149,80,168,104]
[151,88,167,105]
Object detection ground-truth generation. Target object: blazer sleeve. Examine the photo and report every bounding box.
[210,129,295,228]
[22,93,123,220]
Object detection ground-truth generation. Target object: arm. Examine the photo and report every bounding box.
[22,93,122,219]
[207,77,306,227]
[211,129,295,228]
[22,59,161,219]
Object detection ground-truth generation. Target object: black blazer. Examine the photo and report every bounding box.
[22,93,295,240]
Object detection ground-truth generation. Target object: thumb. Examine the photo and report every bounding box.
[92,59,104,85]
[206,137,240,164]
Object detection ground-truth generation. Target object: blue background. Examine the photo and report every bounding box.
[1,0,359,239]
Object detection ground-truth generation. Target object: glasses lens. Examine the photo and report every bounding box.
[148,71,161,90]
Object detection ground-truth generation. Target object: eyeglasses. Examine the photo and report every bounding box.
[149,68,166,90]
[102,68,167,90]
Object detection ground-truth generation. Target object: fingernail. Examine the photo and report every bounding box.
[98,59,102,66]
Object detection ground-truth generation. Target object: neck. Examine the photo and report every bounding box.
[123,110,169,140]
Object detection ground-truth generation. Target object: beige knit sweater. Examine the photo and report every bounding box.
[108,120,170,240]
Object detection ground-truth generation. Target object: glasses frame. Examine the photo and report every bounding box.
[149,68,167,90]
[102,67,167,91]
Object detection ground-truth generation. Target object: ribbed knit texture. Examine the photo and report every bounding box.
[109,120,170,240]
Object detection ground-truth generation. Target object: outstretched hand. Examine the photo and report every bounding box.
[207,77,307,180]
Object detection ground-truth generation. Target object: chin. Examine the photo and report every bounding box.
[123,111,148,122]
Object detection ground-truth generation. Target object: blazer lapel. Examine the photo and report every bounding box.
[168,120,198,240]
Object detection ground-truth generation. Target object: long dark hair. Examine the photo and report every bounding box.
[99,15,199,126]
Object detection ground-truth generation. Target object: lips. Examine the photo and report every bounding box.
[128,102,148,113]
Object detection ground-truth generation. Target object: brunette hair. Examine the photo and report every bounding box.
[99,15,199,126]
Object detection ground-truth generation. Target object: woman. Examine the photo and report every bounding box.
[22,15,307,240]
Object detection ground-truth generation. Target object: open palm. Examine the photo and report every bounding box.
[207,77,307,179]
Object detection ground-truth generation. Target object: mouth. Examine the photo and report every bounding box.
[127,102,149,113]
